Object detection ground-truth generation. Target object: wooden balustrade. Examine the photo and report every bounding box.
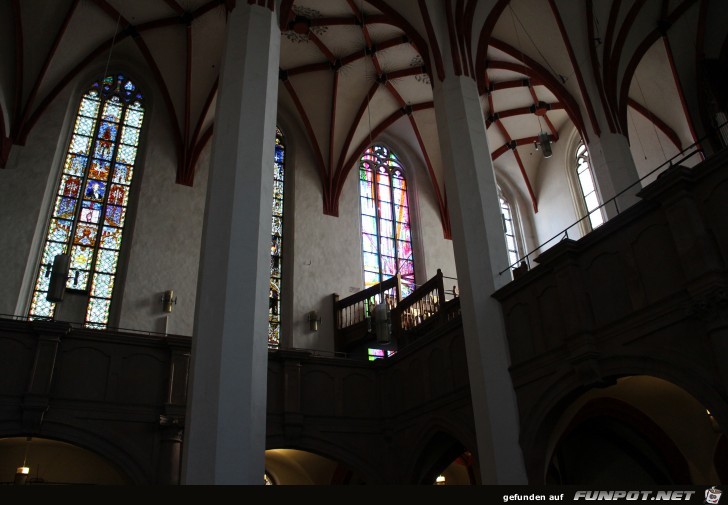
[332,269,459,354]
[332,274,402,352]
[391,269,447,346]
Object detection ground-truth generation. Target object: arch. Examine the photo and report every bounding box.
[573,139,605,232]
[0,435,133,485]
[408,429,475,485]
[27,73,145,329]
[547,397,692,484]
[265,439,382,484]
[520,358,726,484]
[0,426,148,484]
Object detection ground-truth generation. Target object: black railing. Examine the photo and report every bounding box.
[499,121,728,277]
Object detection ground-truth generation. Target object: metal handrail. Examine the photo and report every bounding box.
[498,121,728,276]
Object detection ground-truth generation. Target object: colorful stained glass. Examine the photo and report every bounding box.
[104,205,126,227]
[268,127,286,348]
[54,196,77,220]
[364,271,380,287]
[120,126,140,146]
[29,292,54,318]
[48,219,72,243]
[80,201,103,223]
[363,252,379,270]
[90,273,115,298]
[380,238,394,257]
[67,269,90,290]
[64,154,88,176]
[116,144,137,165]
[84,180,106,201]
[35,269,51,291]
[60,175,83,197]
[358,145,415,294]
[74,223,98,246]
[103,99,123,123]
[361,196,376,216]
[85,297,111,326]
[70,135,92,155]
[361,216,377,235]
[112,164,133,185]
[125,104,144,128]
[88,160,111,181]
[100,226,123,250]
[362,233,378,253]
[96,249,119,274]
[74,116,96,136]
[79,96,100,118]
[41,241,66,264]
[69,245,93,269]
[29,74,144,326]
[107,184,127,206]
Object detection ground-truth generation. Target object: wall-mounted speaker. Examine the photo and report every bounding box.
[47,254,70,302]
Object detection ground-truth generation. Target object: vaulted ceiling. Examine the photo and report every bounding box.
[1,0,723,237]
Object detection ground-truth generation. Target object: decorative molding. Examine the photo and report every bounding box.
[410,55,431,86]
[282,6,327,43]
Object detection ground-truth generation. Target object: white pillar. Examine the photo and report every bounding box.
[587,132,641,217]
[432,75,528,484]
[181,3,280,485]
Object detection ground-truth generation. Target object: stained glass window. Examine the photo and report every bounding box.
[28,73,144,329]
[499,190,519,268]
[358,145,415,297]
[268,128,285,348]
[576,141,604,230]
[367,348,397,361]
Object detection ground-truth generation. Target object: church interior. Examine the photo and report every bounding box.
[0,0,727,485]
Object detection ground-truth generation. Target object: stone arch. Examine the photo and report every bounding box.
[519,355,726,484]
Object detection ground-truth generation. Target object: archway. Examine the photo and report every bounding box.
[264,449,366,485]
[544,376,720,485]
[0,436,131,485]
[410,431,476,485]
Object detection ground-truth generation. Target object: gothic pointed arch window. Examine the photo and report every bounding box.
[498,188,520,269]
[268,127,285,348]
[358,145,415,297]
[576,141,604,231]
[28,73,144,328]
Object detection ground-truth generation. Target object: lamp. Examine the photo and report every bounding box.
[14,466,29,485]
[531,101,552,158]
[435,474,446,485]
[307,310,321,332]
[161,290,177,313]
[14,437,31,485]
[535,131,552,158]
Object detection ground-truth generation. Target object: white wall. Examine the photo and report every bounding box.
[531,126,584,258]
[116,115,209,335]
[0,86,73,316]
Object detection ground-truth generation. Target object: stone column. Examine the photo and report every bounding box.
[22,321,69,431]
[432,74,528,484]
[181,2,280,485]
[587,132,642,216]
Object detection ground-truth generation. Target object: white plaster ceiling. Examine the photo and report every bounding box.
[0,0,710,223]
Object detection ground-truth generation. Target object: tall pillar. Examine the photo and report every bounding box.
[432,75,528,484]
[587,132,642,216]
[181,2,280,484]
